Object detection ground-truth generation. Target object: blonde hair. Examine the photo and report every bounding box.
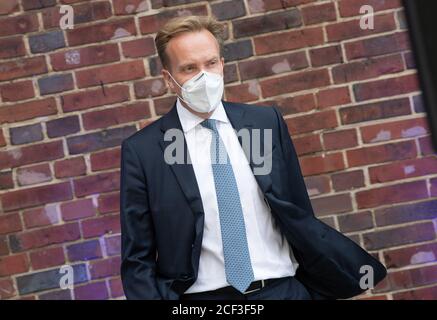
[154,15,225,70]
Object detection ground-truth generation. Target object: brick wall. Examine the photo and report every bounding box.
[0,0,436,300]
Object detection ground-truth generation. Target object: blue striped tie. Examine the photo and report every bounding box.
[200,118,255,293]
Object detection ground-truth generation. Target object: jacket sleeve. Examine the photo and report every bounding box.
[271,105,315,217]
[119,139,162,300]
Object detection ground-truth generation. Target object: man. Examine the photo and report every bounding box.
[120,15,387,300]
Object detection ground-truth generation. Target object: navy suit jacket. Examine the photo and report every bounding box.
[119,99,387,300]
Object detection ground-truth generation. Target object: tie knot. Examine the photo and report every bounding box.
[200,118,218,133]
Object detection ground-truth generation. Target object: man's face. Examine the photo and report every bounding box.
[162,29,225,97]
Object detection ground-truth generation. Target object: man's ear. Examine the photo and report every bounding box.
[162,69,174,90]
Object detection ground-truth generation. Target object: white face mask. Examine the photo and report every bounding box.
[166,69,224,113]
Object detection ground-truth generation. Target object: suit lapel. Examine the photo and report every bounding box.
[223,101,273,195]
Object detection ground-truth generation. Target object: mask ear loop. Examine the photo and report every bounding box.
[164,70,190,105]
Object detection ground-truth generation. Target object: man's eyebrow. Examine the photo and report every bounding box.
[179,57,219,69]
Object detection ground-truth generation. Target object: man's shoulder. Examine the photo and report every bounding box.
[225,100,280,126]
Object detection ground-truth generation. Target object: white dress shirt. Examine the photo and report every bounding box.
[176,98,299,294]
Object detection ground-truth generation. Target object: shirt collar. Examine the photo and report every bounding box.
[176,98,229,133]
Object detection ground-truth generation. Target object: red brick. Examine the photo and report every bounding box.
[323,129,358,150]
[9,223,80,252]
[309,45,343,67]
[74,281,108,300]
[0,36,26,59]
[29,247,65,270]
[0,13,39,37]
[67,18,136,46]
[81,214,120,239]
[113,0,149,15]
[364,223,435,251]
[384,243,437,269]
[61,198,97,221]
[0,0,19,15]
[0,129,6,147]
[42,1,112,29]
[418,136,436,156]
[54,157,87,179]
[134,78,167,99]
[89,256,121,279]
[67,126,136,155]
[1,181,72,212]
[232,9,301,38]
[238,51,308,81]
[154,96,176,116]
[0,213,22,235]
[326,13,396,42]
[347,140,417,167]
[247,0,312,13]
[0,278,16,299]
[73,171,120,198]
[300,152,345,176]
[340,98,411,125]
[97,193,120,215]
[50,43,120,71]
[385,265,437,291]
[302,2,336,25]
[82,101,151,130]
[0,171,13,190]
[22,0,57,11]
[90,148,121,172]
[356,180,428,209]
[304,175,331,197]
[331,169,365,191]
[338,0,402,17]
[338,211,373,232]
[109,277,124,298]
[293,134,322,155]
[273,94,316,116]
[0,140,64,171]
[0,80,35,102]
[332,54,404,84]
[0,254,29,276]
[23,205,60,229]
[138,4,207,34]
[254,27,324,55]
[311,193,353,217]
[62,85,130,112]
[316,87,351,109]
[374,199,437,227]
[0,56,47,82]
[225,82,259,102]
[261,69,330,97]
[0,98,57,125]
[369,156,437,184]
[393,285,437,300]
[76,60,146,88]
[121,37,156,58]
[360,117,429,143]
[105,235,121,256]
[285,110,338,135]
[16,163,52,186]
[345,32,410,60]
